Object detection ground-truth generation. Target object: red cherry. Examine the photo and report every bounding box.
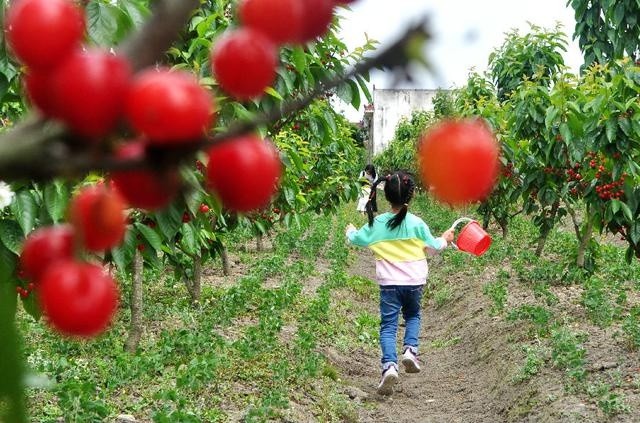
[125,68,213,144]
[199,204,210,213]
[50,50,131,138]
[15,286,23,294]
[5,0,85,70]
[69,185,126,252]
[110,140,180,210]
[23,71,58,117]
[418,118,499,206]
[20,224,75,281]
[27,282,35,291]
[39,260,118,338]
[239,0,303,44]
[298,0,335,42]
[136,244,145,252]
[206,135,282,212]
[211,28,277,100]
[182,212,191,223]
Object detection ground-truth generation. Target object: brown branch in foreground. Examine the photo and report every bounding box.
[118,0,200,72]
[0,0,201,181]
[0,17,431,182]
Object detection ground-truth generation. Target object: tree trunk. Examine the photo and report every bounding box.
[184,255,202,304]
[576,219,594,268]
[191,255,202,303]
[124,249,143,353]
[256,234,263,252]
[482,208,491,230]
[498,219,508,239]
[535,201,559,257]
[220,244,230,276]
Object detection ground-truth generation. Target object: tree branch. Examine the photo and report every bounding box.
[0,14,431,182]
[118,0,200,72]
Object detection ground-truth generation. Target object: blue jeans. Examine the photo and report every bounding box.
[379,285,423,366]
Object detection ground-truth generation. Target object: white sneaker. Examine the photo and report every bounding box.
[401,347,421,373]
[377,365,398,395]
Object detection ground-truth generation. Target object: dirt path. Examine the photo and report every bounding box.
[330,247,521,423]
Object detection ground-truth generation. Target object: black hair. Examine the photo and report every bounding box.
[366,171,416,229]
[364,164,377,180]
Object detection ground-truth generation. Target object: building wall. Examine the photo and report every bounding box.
[371,88,438,155]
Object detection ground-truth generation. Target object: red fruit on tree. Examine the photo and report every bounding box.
[206,135,282,212]
[110,140,180,210]
[211,28,277,100]
[199,204,210,213]
[50,50,131,138]
[239,0,303,44]
[298,0,335,42]
[39,260,118,338]
[5,0,85,70]
[20,224,75,281]
[126,68,213,144]
[23,71,58,117]
[418,118,499,206]
[182,211,191,223]
[69,185,127,252]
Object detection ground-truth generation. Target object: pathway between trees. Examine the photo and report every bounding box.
[332,247,517,423]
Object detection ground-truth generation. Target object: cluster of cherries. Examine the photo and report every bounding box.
[18,186,125,337]
[211,0,357,100]
[4,0,361,337]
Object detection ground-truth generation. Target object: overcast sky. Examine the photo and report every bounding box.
[334,0,584,120]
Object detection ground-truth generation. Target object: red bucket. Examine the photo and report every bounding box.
[451,218,492,256]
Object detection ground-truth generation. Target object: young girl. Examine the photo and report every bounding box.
[345,171,454,395]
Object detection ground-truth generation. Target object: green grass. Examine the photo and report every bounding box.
[17,194,640,421]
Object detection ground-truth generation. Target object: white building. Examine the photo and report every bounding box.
[364,88,438,157]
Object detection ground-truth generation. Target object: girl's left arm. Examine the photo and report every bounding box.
[417,223,448,251]
[346,223,375,247]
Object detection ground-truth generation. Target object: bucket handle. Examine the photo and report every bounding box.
[448,217,476,250]
[449,217,475,232]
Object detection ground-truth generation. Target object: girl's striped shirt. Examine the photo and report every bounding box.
[347,212,447,286]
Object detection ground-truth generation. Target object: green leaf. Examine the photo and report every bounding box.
[336,81,352,105]
[180,224,198,256]
[610,199,621,214]
[86,2,127,46]
[264,86,283,101]
[559,122,572,144]
[291,46,307,73]
[322,109,337,134]
[0,73,9,102]
[20,293,41,321]
[347,80,361,110]
[0,220,24,255]
[43,181,69,224]
[111,230,136,272]
[10,190,36,236]
[620,202,634,221]
[605,118,617,142]
[134,223,164,252]
[355,74,372,104]
[254,220,266,235]
[119,0,150,27]
[154,205,182,240]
